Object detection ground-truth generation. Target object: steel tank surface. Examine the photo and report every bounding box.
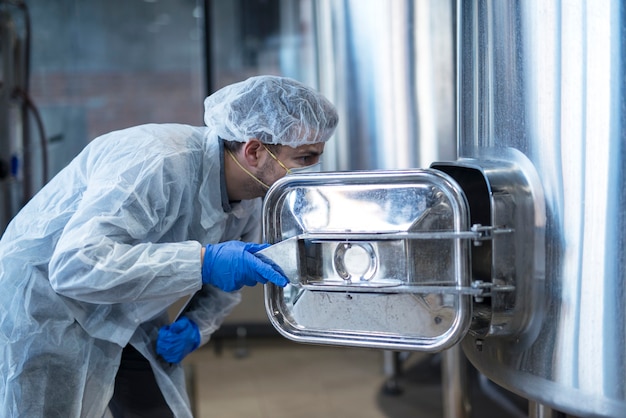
[457,1,625,416]
[315,0,457,171]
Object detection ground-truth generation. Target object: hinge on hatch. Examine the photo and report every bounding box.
[469,223,513,245]
[470,279,515,303]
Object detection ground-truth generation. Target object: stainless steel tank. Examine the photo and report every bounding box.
[314,0,457,171]
[457,1,625,416]
[262,0,624,416]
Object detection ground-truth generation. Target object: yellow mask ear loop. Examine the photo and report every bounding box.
[226,149,270,190]
[263,144,292,174]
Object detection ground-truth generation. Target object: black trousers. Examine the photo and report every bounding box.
[108,345,174,418]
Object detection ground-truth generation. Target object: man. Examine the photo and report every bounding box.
[0,75,338,417]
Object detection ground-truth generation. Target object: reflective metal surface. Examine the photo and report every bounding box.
[263,170,473,351]
[315,0,456,170]
[458,1,625,416]
[434,151,545,340]
[262,153,545,353]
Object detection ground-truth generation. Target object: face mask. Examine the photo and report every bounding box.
[263,144,322,175]
[287,161,322,175]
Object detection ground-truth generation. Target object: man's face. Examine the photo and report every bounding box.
[257,142,325,191]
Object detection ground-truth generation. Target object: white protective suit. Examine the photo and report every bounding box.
[0,75,338,417]
[0,123,257,417]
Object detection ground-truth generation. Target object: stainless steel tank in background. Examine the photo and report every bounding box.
[457,1,625,416]
[311,2,464,415]
[315,0,457,170]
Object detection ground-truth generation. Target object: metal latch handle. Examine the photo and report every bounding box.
[297,224,513,243]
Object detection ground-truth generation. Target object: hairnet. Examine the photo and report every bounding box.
[204,75,338,147]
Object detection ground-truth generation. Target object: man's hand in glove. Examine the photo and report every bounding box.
[201,241,288,292]
[156,316,200,364]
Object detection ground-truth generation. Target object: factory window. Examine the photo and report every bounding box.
[4,0,204,185]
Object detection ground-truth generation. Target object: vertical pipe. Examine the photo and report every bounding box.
[203,0,213,95]
[0,6,23,233]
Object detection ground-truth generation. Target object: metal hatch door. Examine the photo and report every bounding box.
[261,169,475,352]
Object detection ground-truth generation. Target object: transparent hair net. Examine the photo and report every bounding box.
[204,75,338,147]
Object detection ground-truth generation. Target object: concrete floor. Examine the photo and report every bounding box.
[183,337,529,418]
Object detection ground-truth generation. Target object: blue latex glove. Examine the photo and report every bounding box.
[202,241,289,292]
[156,316,200,364]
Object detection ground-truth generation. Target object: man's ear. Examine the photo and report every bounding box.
[242,139,264,167]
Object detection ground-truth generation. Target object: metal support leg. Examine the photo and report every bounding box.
[529,401,568,418]
[441,345,471,418]
[234,326,249,358]
[382,350,403,395]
